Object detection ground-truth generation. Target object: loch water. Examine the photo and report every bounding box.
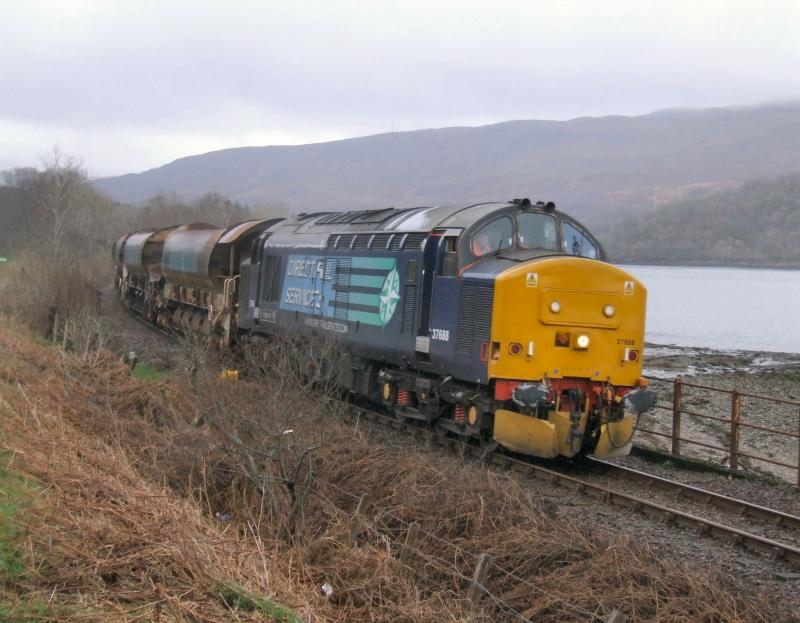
[621,265,800,354]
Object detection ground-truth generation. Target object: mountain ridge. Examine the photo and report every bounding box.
[94,102,800,223]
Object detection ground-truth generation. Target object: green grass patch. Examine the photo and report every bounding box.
[0,456,58,622]
[0,598,51,623]
[216,582,302,622]
[0,459,26,581]
[132,362,169,382]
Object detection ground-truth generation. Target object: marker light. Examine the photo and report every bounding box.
[576,334,590,349]
[624,348,639,362]
[550,300,561,314]
[603,304,616,318]
[508,342,523,356]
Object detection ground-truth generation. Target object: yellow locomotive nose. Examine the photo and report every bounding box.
[487,256,647,459]
[489,256,645,388]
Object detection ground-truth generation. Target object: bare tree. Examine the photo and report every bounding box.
[176,331,343,541]
[192,192,250,227]
[12,147,114,261]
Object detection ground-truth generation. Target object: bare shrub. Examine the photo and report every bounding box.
[177,331,345,541]
[0,251,102,336]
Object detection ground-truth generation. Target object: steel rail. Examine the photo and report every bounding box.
[586,457,800,530]
[349,405,800,568]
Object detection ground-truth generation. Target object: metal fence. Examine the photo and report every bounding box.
[638,376,800,487]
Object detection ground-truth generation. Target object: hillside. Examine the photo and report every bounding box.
[599,173,800,265]
[94,103,800,222]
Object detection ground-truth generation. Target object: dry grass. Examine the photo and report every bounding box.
[0,322,795,622]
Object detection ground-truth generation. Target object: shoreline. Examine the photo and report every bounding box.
[617,261,800,271]
[644,342,800,379]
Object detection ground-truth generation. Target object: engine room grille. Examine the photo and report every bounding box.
[326,232,428,252]
[333,257,352,320]
[401,284,416,334]
[402,232,427,250]
[371,233,392,250]
[335,234,355,249]
[352,234,371,250]
[456,282,494,355]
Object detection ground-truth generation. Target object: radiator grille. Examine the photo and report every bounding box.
[456,282,494,355]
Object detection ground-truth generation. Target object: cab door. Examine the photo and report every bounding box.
[416,228,461,372]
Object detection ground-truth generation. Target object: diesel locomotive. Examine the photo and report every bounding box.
[113,199,656,460]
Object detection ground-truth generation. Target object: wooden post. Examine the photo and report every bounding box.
[51,312,59,346]
[468,552,491,612]
[61,318,69,351]
[347,493,369,545]
[399,522,420,567]
[672,377,683,455]
[606,609,627,623]
[730,390,741,471]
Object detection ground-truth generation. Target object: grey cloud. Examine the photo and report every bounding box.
[1,0,799,175]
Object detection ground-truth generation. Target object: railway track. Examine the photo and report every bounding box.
[587,457,800,531]
[346,402,800,568]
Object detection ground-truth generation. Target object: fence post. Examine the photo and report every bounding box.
[51,312,59,346]
[672,377,683,455]
[797,406,800,488]
[468,552,491,613]
[347,493,370,545]
[730,390,741,471]
[61,318,69,351]
[399,522,420,567]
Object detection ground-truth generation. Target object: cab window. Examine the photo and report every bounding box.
[470,217,514,257]
[518,213,557,250]
[561,222,598,259]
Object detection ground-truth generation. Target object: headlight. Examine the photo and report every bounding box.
[550,300,561,314]
[576,334,590,349]
[603,304,616,318]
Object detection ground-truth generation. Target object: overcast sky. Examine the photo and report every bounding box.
[1,0,799,177]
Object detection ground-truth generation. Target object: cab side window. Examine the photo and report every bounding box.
[470,217,514,258]
[561,222,598,259]
[440,236,458,277]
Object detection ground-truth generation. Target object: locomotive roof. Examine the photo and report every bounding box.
[264,200,569,250]
[286,201,559,233]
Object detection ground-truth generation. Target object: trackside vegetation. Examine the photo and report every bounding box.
[0,321,795,621]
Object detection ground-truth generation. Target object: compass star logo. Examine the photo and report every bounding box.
[378,267,401,326]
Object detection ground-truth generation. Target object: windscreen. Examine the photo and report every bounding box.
[518,212,558,250]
